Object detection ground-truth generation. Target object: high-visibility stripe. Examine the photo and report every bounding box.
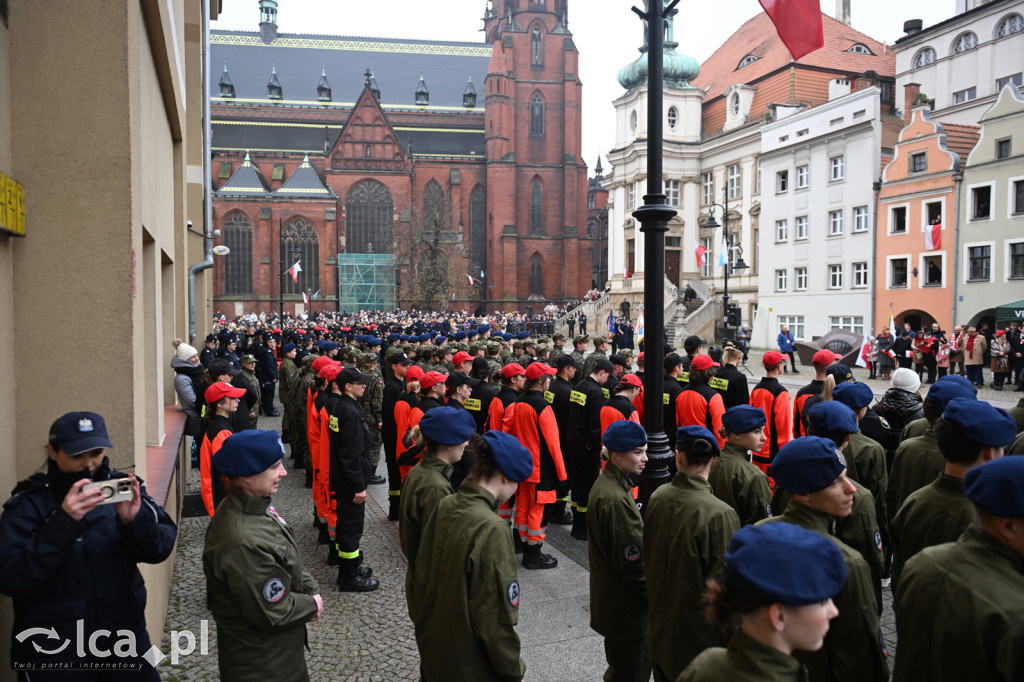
[556,496,568,502]
[575,505,587,513]
[388,490,401,497]
[339,548,361,560]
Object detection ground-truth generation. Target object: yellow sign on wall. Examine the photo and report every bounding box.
[0,171,26,237]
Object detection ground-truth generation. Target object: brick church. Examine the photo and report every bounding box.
[210,0,591,315]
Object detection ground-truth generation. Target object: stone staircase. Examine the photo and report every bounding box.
[668,279,717,346]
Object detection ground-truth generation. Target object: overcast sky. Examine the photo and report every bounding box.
[215,0,953,169]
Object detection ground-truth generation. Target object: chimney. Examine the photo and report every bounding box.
[903,19,923,35]
[830,78,852,101]
[835,0,851,26]
[904,83,921,118]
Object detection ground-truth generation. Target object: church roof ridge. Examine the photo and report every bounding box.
[211,29,489,49]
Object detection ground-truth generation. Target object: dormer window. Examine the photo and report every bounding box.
[731,93,740,116]
[847,43,873,55]
[737,54,758,69]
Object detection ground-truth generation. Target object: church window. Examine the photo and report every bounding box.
[530,179,543,234]
[532,28,543,67]
[281,218,319,295]
[423,180,445,235]
[345,180,394,254]
[223,213,252,295]
[529,254,543,297]
[470,186,486,273]
[530,94,545,137]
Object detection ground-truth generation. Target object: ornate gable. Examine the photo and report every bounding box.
[328,84,408,173]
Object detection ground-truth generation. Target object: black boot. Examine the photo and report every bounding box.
[317,524,330,545]
[521,543,558,570]
[570,510,588,541]
[388,496,400,522]
[327,541,340,566]
[355,552,373,579]
[304,464,313,489]
[337,556,379,592]
[550,501,573,525]
[513,532,525,554]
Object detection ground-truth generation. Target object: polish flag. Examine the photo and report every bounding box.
[695,241,708,267]
[925,223,941,250]
[302,291,309,305]
[467,274,475,286]
[287,260,302,283]
[759,0,825,61]
[856,338,870,368]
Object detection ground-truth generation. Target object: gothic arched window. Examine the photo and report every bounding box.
[531,28,543,66]
[223,212,252,295]
[280,217,319,296]
[345,180,394,254]
[530,93,545,137]
[529,253,543,297]
[470,185,486,272]
[530,179,543,234]
[423,179,444,234]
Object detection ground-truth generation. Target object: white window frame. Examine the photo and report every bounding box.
[755,159,762,195]
[920,196,947,232]
[853,206,869,233]
[795,215,808,241]
[919,251,947,289]
[829,316,865,336]
[627,182,636,210]
[1008,174,1024,218]
[852,262,869,288]
[887,254,911,289]
[700,237,713,278]
[968,181,995,222]
[796,164,809,189]
[794,267,808,291]
[829,209,844,236]
[727,163,741,200]
[775,219,789,243]
[889,203,910,234]
[830,155,845,181]
[666,179,681,207]
[701,172,714,205]
[953,87,977,105]
[963,239,995,283]
[775,268,788,292]
[1005,238,1024,280]
[776,170,789,193]
[778,316,806,341]
[828,263,844,289]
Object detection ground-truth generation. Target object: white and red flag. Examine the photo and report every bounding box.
[695,241,708,267]
[287,260,302,283]
[759,0,825,61]
[925,222,941,250]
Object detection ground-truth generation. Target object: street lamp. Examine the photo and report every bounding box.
[703,195,749,343]
[279,244,301,322]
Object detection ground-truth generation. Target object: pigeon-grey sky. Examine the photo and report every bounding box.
[214,0,952,170]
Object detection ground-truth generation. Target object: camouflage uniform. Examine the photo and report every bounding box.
[240,364,262,429]
[358,354,385,471]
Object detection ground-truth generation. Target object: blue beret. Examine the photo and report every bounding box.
[725,522,847,606]
[943,398,1017,447]
[806,401,859,435]
[925,381,976,409]
[419,334,432,343]
[503,333,513,341]
[769,436,848,494]
[316,340,327,350]
[479,324,491,333]
[722,405,766,434]
[213,430,287,477]
[454,331,467,340]
[935,374,977,395]
[675,425,721,457]
[281,343,296,353]
[517,331,531,340]
[603,420,648,451]
[482,430,533,482]
[322,341,339,351]
[367,337,381,346]
[965,457,1024,517]
[468,328,480,336]
[400,334,411,342]
[831,382,874,410]
[388,333,400,342]
[419,406,477,445]
[435,335,447,344]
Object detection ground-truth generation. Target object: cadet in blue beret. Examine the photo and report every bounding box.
[203,429,322,681]
[410,429,532,681]
[894,455,1024,682]
[646,424,739,678]
[708,405,771,526]
[890,398,1015,602]
[589,420,651,681]
[679,522,845,682]
[832,382,874,410]
[762,436,889,681]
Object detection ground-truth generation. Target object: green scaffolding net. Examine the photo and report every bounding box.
[337,254,396,312]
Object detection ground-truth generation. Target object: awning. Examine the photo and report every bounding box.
[996,299,1024,323]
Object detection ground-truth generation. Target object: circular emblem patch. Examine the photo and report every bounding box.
[766,503,773,518]
[623,544,641,562]
[507,580,521,607]
[875,530,883,551]
[262,577,286,603]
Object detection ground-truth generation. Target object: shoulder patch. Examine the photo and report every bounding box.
[875,530,883,551]
[767,503,773,518]
[878,416,891,429]
[507,579,521,607]
[663,392,671,405]
[709,377,729,390]
[329,415,340,432]
[623,544,641,562]
[464,398,482,411]
[677,371,690,383]
[569,390,587,406]
[602,387,611,399]
[543,390,555,404]
[262,577,286,603]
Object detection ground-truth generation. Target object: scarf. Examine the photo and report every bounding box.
[966,334,976,359]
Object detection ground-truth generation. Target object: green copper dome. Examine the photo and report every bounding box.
[617,4,699,91]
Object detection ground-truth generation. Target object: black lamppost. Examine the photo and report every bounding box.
[703,195,749,343]
[279,245,301,322]
[632,0,680,510]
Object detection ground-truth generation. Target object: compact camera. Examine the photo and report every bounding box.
[82,478,135,505]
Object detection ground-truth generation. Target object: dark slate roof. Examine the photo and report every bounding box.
[215,152,270,197]
[273,154,335,198]
[211,31,491,110]
[212,121,342,154]
[397,127,485,157]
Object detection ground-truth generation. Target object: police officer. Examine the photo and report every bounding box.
[410,430,533,681]
[645,425,740,680]
[894,456,1024,682]
[203,430,322,682]
[679,523,845,682]
[256,335,280,417]
[200,333,218,366]
[587,420,650,681]
[708,405,771,526]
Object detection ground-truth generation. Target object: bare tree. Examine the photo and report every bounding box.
[395,179,463,311]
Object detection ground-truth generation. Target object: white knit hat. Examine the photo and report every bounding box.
[890,367,921,393]
[175,341,199,361]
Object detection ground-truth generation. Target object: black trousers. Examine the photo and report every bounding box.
[260,381,276,414]
[335,487,366,555]
[570,442,600,512]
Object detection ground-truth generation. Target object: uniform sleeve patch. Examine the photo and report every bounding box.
[263,577,286,603]
[709,377,729,390]
[464,398,482,411]
[569,390,587,406]
[875,530,883,551]
[543,391,555,404]
[878,416,890,429]
[506,579,521,607]
[623,544,641,562]
[328,415,339,432]
[662,393,671,405]
[602,388,611,399]
[767,503,773,518]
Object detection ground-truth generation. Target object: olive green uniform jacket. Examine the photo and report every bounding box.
[707,442,772,526]
[203,487,319,682]
[845,432,888,540]
[644,471,739,681]
[894,526,1024,682]
[678,630,809,682]
[886,427,943,524]
[587,462,647,638]
[758,503,888,682]
[411,480,525,682]
[399,456,453,617]
[890,473,973,609]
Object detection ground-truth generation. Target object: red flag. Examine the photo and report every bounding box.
[925,223,941,250]
[287,260,302,283]
[759,0,824,61]
[694,241,708,267]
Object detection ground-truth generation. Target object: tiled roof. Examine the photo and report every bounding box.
[273,154,335,198]
[939,122,980,164]
[693,13,895,103]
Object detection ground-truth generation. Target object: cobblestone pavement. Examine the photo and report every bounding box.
[160,379,917,680]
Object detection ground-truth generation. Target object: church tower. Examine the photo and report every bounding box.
[483,0,589,308]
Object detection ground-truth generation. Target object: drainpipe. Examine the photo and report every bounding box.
[951,169,963,327]
[871,179,881,332]
[188,0,215,343]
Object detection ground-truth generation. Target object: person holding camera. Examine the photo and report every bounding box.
[0,411,177,680]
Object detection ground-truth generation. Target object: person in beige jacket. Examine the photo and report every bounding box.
[963,327,987,388]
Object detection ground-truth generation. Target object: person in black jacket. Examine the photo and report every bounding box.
[712,346,750,410]
[0,411,177,680]
[256,335,280,416]
[566,357,613,540]
[203,358,258,435]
